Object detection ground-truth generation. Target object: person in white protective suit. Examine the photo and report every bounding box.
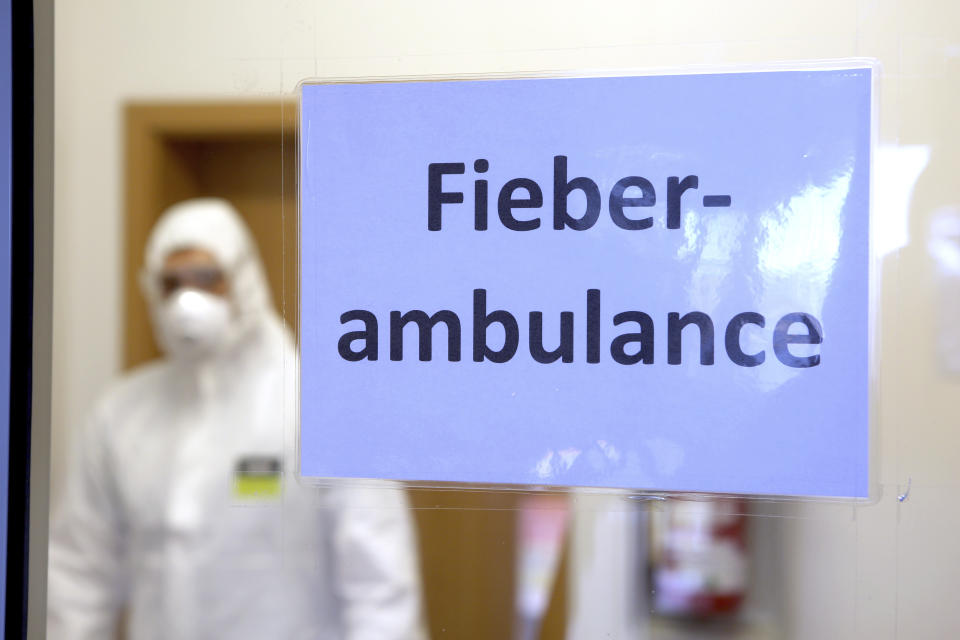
[47,198,427,640]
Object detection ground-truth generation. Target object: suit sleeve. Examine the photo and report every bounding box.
[328,483,428,640]
[47,408,127,640]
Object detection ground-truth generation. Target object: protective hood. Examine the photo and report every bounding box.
[140,198,278,360]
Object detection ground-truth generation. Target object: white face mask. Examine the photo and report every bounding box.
[158,289,233,360]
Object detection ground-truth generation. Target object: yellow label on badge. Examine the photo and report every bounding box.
[233,474,282,499]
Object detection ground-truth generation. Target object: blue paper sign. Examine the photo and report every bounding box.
[300,68,873,498]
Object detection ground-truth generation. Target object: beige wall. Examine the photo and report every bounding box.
[54,1,960,637]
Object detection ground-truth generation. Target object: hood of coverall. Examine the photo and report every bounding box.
[141,198,278,362]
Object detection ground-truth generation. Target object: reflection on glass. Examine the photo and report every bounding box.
[928,206,960,372]
[754,169,851,390]
[682,210,747,314]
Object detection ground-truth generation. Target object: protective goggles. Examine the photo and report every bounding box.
[158,265,227,297]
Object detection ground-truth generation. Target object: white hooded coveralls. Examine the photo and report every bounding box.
[47,199,426,640]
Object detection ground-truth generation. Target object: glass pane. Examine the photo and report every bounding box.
[46,2,960,639]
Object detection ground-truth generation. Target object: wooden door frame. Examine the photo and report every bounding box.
[123,100,297,368]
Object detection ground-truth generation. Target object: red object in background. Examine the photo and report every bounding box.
[651,498,749,617]
[515,494,569,640]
